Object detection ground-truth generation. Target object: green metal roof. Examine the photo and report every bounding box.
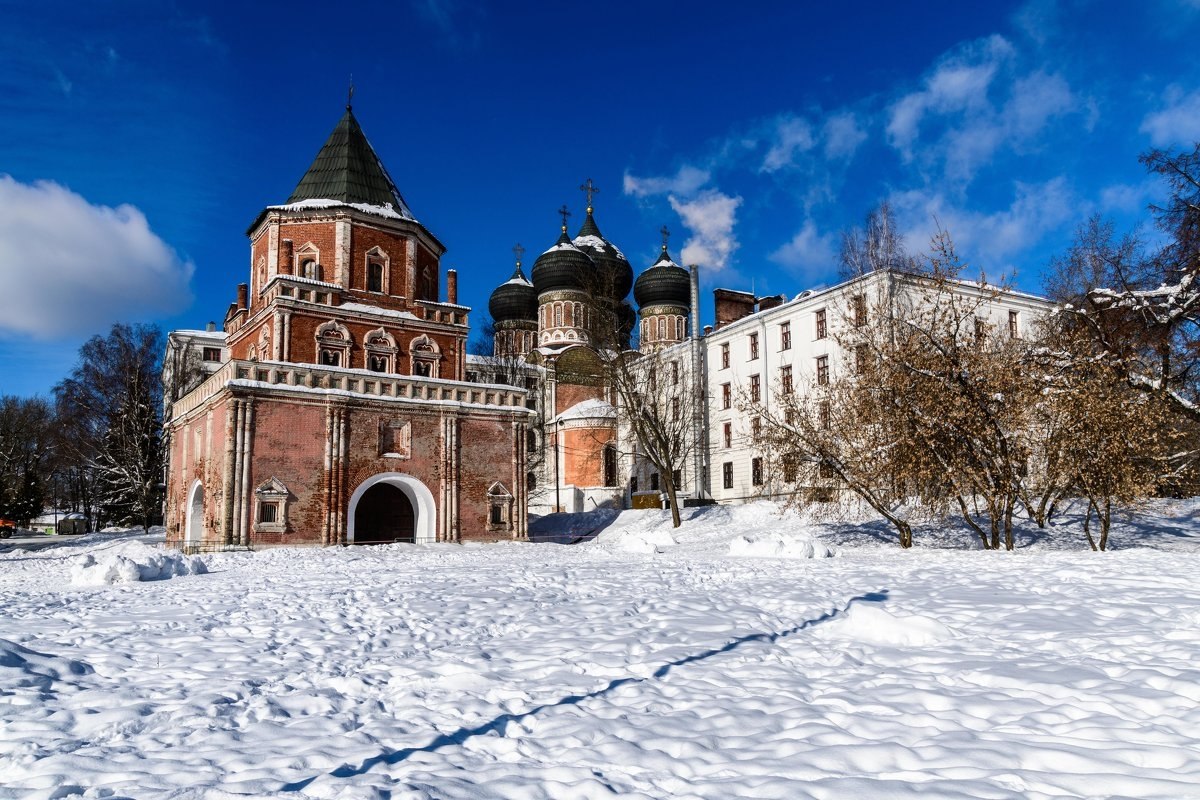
[287,107,415,218]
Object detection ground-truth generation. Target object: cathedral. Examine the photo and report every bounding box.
[479,183,702,515]
[164,104,534,548]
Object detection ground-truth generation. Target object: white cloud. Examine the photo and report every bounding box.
[0,176,193,339]
[761,116,816,173]
[823,111,868,161]
[890,177,1074,270]
[769,220,838,279]
[623,165,710,198]
[1140,86,1200,146]
[886,35,1013,157]
[668,190,743,276]
[883,35,1075,186]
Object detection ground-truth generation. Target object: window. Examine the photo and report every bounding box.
[301,259,320,280]
[750,374,761,403]
[819,400,831,430]
[650,472,660,491]
[752,457,764,486]
[320,349,341,367]
[603,444,618,487]
[528,471,536,492]
[816,355,829,386]
[974,317,987,344]
[672,397,680,422]
[853,294,867,327]
[781,365,793,395]
[855,344,868,375]
[720,343,730,369]
[749,332,759,360]
[368,262,384,292]
[815,309,827,339]
[380,420,412,458]
[202,347,221,362]
[527,430,537,454]
[368,355,388,373]
[781,321,792,350]
[487,483,513,531]
[672,469,682,488]
[1009,310,1020,339]
[722,383,732,409]
[253,477,289,534]
[671,361,680,385]
[630,476,638,494]
[819,461,837,479]
[751,417,761,441]
[723,461,734,489]
[783,453,799,483]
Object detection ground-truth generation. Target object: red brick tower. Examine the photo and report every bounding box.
[164,105,532,550]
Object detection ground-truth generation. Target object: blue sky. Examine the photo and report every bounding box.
[2,0,1200,397]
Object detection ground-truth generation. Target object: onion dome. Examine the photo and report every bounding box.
[488,259,537,322]
[634,246,691,308]
[532,227,592,295]
[616,301,637,348]
[573,209,634,300]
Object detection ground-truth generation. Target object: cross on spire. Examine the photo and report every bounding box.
[512,242,525,265]
[660,224,671,251]
[579,178,599,212]
[347,75,355,110]
[558,204,571,231]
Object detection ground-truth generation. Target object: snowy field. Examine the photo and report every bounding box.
[3,501,1200,799]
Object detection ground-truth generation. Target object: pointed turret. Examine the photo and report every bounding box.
[287,106,415,219]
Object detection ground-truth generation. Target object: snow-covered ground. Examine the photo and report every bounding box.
[2,501,1200,799]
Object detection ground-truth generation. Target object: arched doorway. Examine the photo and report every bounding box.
[185,481,204,544]
[353,483,415,544]
[346,473,437,544]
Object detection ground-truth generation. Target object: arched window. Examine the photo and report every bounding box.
[301,259,320,280]
[554,303,563,328]
[658,317,666,341]
[527,429,537,453]
[573,303,582,328]
[603,443,618,487]
[368,262,384,292]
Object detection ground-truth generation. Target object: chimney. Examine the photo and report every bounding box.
[447,269,458,304]
[756,294,786,312]
[205,321,216,332]
[279,239,294,275]
[237,283,248,310]
[712,288,756,329]
[689,264,700,341]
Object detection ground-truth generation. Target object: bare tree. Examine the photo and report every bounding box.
[55,323,165,531]
[0,396,54,527]
[603,341,701,529]
[839,201,918,279]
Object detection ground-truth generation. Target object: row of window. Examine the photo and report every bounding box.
[719,346,882,409]
[720,458,837,489]
[716,295,869,368]
[641,314,687,343]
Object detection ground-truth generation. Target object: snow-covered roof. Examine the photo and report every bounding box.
[552,398,617,423]
[574,234,628,260]
[541,240,585,256]
[268,198,416,223]
[336,302,422,321]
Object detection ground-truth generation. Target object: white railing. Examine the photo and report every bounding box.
[171,359,529,420]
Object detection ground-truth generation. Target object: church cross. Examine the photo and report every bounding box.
[558,204,572,230]
[660,225,670,251]
[513,243,525,265]
[347,75,355,110]
[579,178,599,211]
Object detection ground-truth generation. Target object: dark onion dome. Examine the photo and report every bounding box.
[616,301,637,348]
[573,210,634,300]
[532,229,592,294]
[488,263,537,322]
[634,247,691,309]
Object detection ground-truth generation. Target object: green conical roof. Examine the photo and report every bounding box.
[287,107,415,219]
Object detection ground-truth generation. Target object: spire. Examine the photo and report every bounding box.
[287,106,414,218]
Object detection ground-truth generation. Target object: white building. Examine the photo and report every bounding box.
[703,270,1055,504]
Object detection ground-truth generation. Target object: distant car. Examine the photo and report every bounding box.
[0,519,14,539]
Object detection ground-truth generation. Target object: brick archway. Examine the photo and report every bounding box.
[346,473,437,544]
[185,480,204,544]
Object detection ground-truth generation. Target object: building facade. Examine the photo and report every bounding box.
[164,106,533,549]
